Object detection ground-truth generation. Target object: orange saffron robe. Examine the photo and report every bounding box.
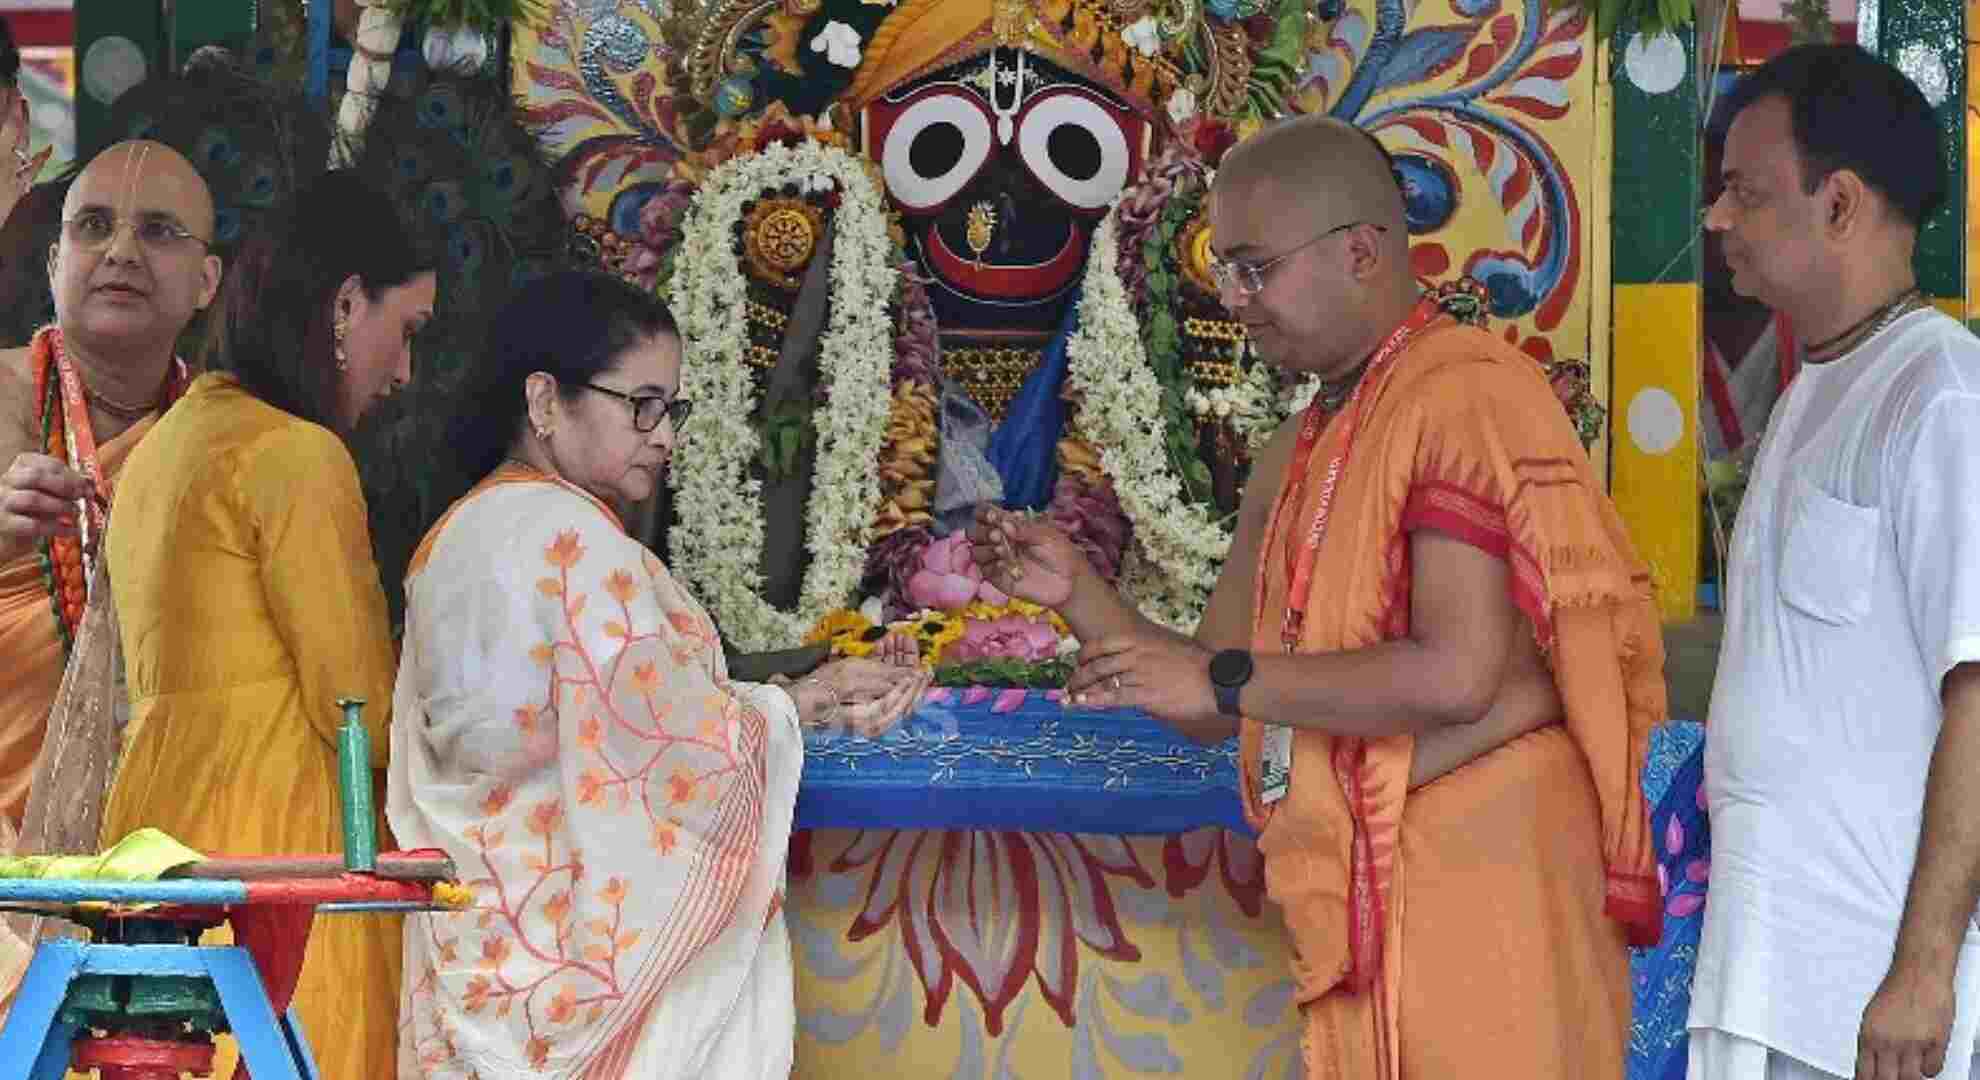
[1242,311,1666,1079]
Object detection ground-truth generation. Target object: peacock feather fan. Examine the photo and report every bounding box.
[343,66,577,627]
[102,64,332,261]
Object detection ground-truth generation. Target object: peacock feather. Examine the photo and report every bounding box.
[103,65,332,261]
[343,66,576,627]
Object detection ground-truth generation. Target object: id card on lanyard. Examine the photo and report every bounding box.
[1259,724,1293,804]
[1251,300,1444,808]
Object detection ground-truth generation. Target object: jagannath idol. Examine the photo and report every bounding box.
[545,0,1596,665]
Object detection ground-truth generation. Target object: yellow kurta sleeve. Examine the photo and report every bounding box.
[238,422,396,766]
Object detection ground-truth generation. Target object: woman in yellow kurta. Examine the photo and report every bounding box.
[101,171,436,1078]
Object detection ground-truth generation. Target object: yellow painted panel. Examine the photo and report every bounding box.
[1932,296,1965,320]
[1587,40,1615,486]
[1611,283,1700,622]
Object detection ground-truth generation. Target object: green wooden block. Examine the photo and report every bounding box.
[126,974,222,1021]
[57,974,118,1026]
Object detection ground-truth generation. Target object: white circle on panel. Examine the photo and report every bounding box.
[1622,32,1686,96]
[1627,387,1685,455]
[1896,42,1950,108]
[81,36,148,106]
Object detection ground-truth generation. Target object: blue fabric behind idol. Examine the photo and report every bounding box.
[985,285,1080,510]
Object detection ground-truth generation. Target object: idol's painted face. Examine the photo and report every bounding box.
[864,51,1150,334]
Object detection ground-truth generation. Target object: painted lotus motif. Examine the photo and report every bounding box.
[787,825,1301,1076]
[788,825,1269,1033]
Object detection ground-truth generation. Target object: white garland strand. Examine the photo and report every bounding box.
[1065,200,1317,631]
[330,0,402,167]
[668,141,898,652]
[1064,207,1243,631]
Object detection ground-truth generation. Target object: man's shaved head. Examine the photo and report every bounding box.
[51,139,222,353]
[64,141,216,241]
[1217,116,1407,245]
[1207,116,1417,378]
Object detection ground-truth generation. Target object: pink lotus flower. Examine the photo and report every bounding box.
[946,615,1060,663]
[904,533,1009,611]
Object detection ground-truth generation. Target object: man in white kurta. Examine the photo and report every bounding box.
[1691,44,1980,1080]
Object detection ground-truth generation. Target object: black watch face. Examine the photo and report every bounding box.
[1210,649,1251,687]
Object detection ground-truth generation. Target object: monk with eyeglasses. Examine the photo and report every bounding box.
[0,141,221,828]
[972,115,1667,1077]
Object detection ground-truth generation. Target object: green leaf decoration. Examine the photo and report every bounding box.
[932,658,1075,689]
[383,0,544,36]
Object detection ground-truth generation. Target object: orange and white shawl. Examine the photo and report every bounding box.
[388,465,802,1078]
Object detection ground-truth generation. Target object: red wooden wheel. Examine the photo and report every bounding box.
[73,1034,216,1079]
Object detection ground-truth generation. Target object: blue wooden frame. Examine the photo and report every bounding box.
[0,940,320,1080]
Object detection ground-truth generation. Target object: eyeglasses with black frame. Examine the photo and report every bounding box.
[580,382,692,434]
[62,208,211,253]
[1208,222,1389,298]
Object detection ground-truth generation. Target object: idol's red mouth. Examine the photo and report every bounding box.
[922,221,1086,301]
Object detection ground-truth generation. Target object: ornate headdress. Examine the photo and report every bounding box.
[677,0,1305,132]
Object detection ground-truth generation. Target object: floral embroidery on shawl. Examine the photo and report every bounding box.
[394,480,800,1078]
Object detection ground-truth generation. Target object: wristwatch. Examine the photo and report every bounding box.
[1208,649,1254,717]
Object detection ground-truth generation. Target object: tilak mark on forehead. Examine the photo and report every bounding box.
[120,143,152,223]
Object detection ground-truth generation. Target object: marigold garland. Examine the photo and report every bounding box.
[37,367,85,652]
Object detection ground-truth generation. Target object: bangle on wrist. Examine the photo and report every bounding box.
[796,674,842,729]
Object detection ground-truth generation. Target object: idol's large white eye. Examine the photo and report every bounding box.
[1016,91,1133,210]
[880,92,993,212]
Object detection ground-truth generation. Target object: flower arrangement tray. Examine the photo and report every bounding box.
[795,689,1246,836]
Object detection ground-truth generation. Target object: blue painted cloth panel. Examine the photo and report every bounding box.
[1629,720,1708,1080]
[796,691,1245,835]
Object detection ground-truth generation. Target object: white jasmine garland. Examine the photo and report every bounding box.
[1065,207,1232,631]
[1067,196,1311,631]
[668,140,898,652]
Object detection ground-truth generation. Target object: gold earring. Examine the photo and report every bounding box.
[333,310,350,371]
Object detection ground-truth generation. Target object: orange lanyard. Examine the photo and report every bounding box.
[51,337,108,571]
[1276,299,1443,652]
[44,328,187,586]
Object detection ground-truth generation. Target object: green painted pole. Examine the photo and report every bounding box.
[336,697,377,873]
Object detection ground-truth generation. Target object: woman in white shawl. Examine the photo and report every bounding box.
[387,271,928,1077]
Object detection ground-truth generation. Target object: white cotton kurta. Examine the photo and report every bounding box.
[387,470,803,1079]
[1691,308,1980,1078]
